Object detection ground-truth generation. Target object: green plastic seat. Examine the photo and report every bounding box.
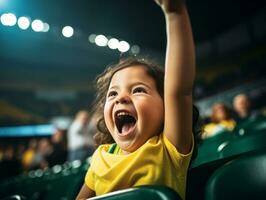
[44,161,88,200]
[221,131,266,158]
[235,115,266,135]
[192,132,238,167]
[89,185,181,200]
[0,160,89,200]
[2,195,26,200]
[205,150,266,200]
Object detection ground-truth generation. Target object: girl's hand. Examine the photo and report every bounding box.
[154,0,186,14]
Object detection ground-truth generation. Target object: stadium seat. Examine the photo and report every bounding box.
[205,149,266,200]
[220,131,266,158]
[192,131,238,167]
[89,185,182,200]
[2,195,26,200]
[235,115,266,136]
[0,159,90,200]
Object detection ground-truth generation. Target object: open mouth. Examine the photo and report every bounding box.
[115,111,136,134]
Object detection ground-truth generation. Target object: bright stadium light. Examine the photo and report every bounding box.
[62,26,74,38]
[0,13,9,25]
[0,13,17,26]
[42,22,50,32]
[95,34,108,47]
[118,41,130,52]
[88,34,96,43]
[131,45,140,54]
[31,19,44,32]
[108,38,119,49]
[17,16,30,30]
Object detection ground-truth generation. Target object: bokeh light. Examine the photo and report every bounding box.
[95,35,108,47]
[108,38,119,49]
[62,26,74,38]
[17,16,30,30]
[118,41,130,52]
[0,13,17,26]
[31,19,44,32]
[88,34,97,43]
[42,22,50,32]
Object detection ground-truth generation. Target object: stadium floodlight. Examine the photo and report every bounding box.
[108,38,119,49]
[62,26,74,38]
[118,40,130,52]
[0,13,17,26]
[17,16,30,30]
[88,34,97,43]
[95,34,108,47]
[42,22,49,32]
[31,19,44,32]
[131,45,140,54]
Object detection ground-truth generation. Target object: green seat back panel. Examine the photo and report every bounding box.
[221,131,266,158]
[192,132,237,167]
[90,185,182,200]
[205,150,266,200]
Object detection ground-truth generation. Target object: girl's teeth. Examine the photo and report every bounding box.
[117,112,130,116]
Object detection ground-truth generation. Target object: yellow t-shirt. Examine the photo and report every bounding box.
[85,133,193,200]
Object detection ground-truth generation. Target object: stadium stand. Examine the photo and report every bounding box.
[205,149,266,200]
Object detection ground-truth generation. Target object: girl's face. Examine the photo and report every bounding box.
[104,66,164,154]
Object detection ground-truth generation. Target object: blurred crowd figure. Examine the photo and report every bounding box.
[233,94,259,123]
[0,145,22,180]
[67,110,94,161]
[0,109,98,181]
[21,129,67,171]
[202,103,236,139]
[46,129,68,167]
[202,93,263,139]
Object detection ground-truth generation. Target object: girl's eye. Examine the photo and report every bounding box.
[107,91,117,97]
[133,87,147,94]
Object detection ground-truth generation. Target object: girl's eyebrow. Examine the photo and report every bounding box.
[132,82,152,90]
[109,82,152,90]
[109,85,119,90]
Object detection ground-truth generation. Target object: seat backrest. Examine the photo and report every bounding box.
[221,131,266,158]
[2,195,26,200]
[192,132,238,167]
[205,150,266,200]
[89,185,181,200]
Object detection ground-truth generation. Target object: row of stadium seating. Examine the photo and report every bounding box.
[0,117,266,200]
[0,159,89,200]
[192,116,266,167]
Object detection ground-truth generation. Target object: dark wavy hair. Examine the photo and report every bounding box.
[92,56,201,160]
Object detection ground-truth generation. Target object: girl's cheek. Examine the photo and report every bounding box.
[104,102,113,129]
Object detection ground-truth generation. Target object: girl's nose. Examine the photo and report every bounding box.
[115,94,131,104]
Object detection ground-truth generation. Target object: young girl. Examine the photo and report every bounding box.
[76,0,196,199]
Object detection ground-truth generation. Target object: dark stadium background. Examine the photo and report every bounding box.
[0,0,266,200]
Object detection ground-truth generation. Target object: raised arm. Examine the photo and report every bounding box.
[155,0,195,153]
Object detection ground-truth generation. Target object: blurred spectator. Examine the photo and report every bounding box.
[45,128,67,167]
[88,111,100,149]
[202,103,236,139]
[0,146,3,161]
[16,143,26,162]
[67,110,93,161]
[0,145,22,180]
[233,93,259,123]
[33,138,53,169]
[21,139,38,170]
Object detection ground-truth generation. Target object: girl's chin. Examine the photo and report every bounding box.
[118,144,139,154]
